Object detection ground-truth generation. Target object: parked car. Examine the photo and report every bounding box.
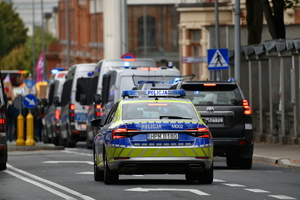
[172,79,253,169]
[43,70,67,145]
[0,71,8,170]
[60,63,97,147]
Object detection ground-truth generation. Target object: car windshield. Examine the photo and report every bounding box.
[122,101,199,120]
[183,85,242,106]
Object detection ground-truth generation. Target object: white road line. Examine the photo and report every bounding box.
[244,189,270,193]
[5,170,76,200]
[223,183,246,187]
[62,150,92,156]
[125,187,210,196]
[43,161,93,165]
[7,164,95,200]
[213,179,226,182]
[268,195,297,199]
[76,172,93,174]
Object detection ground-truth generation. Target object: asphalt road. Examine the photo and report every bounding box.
[1,144,299,200]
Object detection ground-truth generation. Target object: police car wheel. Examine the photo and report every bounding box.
[0,163,6,171]
[198,163,213,184]
[104,153,119,184]
[66,137,76,148]
[94,148,104,181]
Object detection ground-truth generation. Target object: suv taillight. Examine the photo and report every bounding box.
[55,109,61,122]
[112,128,139,139]
[69,104,75,122]
[186,127,211,138]
[242,100,252,115]
[95,104,102,118]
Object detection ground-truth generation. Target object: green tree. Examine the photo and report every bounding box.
[246,0,299,45]
[0,2,28,59]
[0,27,58,72]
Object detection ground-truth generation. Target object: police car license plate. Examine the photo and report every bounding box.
[147,133,178,140]
[202,117,224,123]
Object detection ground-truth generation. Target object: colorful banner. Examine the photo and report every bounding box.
[35,51,44,83]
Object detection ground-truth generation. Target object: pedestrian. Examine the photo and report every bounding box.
[7,100,15,142]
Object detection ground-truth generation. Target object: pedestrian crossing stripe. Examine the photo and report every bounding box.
[207,48,229,70]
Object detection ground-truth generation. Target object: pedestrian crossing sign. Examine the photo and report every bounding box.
[207,48,229,70]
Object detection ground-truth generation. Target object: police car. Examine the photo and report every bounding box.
[91,89,213,184]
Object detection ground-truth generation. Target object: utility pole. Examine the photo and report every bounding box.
[215,0,220,81]
[41,0,45,80]
[66,0,70,68]
[32,0,36,80]
[234,0,241,83]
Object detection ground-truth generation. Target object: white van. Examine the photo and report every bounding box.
[43,70,67,145]
[85,58,156,148]
[60,63,97,147]
[100,65,181,122]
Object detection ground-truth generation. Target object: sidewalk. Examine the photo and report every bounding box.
[7,141,300,169]
[253,142,300,169]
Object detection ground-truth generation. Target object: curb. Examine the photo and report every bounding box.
[7,143,64,152]
[253,154,300,169]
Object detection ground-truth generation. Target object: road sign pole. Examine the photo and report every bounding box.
[215,0,220,81]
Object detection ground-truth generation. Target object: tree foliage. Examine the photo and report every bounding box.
[246,0,299,45]
[1,27,58,72]
[0,2,28,59]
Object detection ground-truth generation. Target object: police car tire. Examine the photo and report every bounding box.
[198,163,213,184]
[66,137,76,148]
[104,153,119,184]
[0,163,6,171]
[94,149,104,181]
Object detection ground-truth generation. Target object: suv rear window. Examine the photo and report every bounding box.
[76,77,91,102]
[181,84,242,106]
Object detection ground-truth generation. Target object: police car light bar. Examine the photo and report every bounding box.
[122,90,186,98]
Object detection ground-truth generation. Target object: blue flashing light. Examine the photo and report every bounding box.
[96,68,100,72]
[124,62,130,68]
[51,69,59,74]
[228,78,235,82]
[121,89,185,98]
[88,71,94,76]
[194,91,200,95]
[122,90,138,97]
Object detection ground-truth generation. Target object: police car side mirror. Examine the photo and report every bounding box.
[93,94,102,104]
[53,96,61,107]
[90,118,103,127]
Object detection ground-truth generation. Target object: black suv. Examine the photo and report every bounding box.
[172,80,253,169]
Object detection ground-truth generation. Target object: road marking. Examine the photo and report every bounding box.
[125,187,210,196]
[43,161,93,165]
[76,172,93,174]
[223,183,246,187]
[213,179,226,182]
[62,150,93,156]
[268,195,296,199]
[245,189,270,193]
[7,164,95,200]
[5,170,77,200]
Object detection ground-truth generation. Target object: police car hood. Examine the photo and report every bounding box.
[123,120,204,131]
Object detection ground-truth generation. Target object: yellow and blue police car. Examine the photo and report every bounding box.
[91,89,213,184]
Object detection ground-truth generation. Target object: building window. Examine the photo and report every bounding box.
[138,15,156,50]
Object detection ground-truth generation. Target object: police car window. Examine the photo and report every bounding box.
[87,75,99,105]
[61,79,73,106]
[76,77,91,102]
[122,102,198,120]
[119,76,135,98]
[105,102,119,124]
[184,86,242,106]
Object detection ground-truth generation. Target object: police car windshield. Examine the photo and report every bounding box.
[122,102,198,120]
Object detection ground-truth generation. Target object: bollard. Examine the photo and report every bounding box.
[16,114,25,146]
[25,112,35,146]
